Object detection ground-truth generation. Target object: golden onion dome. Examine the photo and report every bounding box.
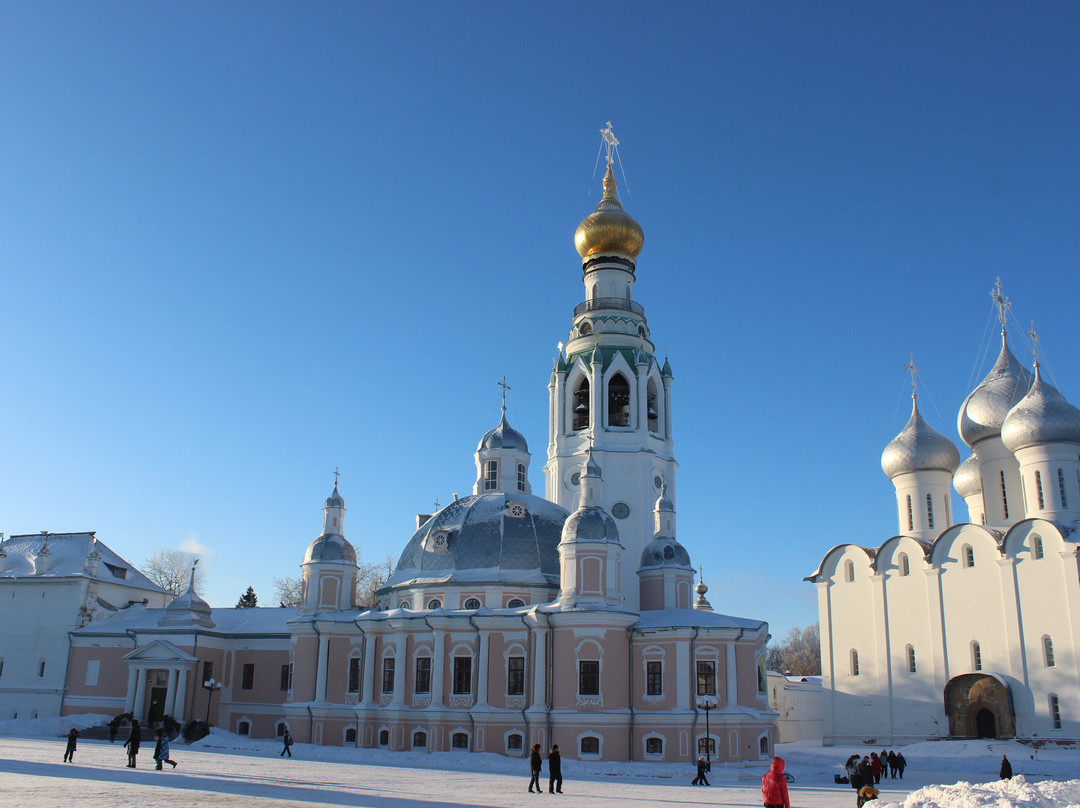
[574,164,644,260]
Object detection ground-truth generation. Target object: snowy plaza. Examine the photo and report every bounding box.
[3,719,1080,808]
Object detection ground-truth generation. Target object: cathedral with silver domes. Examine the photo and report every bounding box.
[59,128,776,763]
[808,284,1080,744]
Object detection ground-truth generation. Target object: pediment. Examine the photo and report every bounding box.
[121,639,198,664]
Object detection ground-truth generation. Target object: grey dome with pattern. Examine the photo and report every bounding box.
[639,537,692,569]
[561,506,620,543]
[324,484,345,508]
[303,534,357,564]
[882,397,961,478]
[1001,366,1080,452]
[953,453,982,498]
[958,336,1034,448]
[382,492,569,592]
[478,413,528,453]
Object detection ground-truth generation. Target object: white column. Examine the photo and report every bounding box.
[315,631,329,702]
[815,581,836,744]
[725,642,738,707]
[164,668,179,716]
[532,626,548,707]
[590,360,603,430]
[361,633,377,706]
[391,632,406,706]
[124,667,138,714]
[476,630,490,706]
[133,669,147,720]
[174,668,188,721]
[431,630,445,708]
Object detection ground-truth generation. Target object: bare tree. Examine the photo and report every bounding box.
[142,548,203,596]
[273,575,303,607]
[765,623,821,676]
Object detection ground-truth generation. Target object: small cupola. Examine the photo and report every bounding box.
[300,478,359,615]
[557,450,624,609]
[473,382,532,496]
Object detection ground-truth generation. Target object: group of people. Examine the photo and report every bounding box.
[527,743,563,793]
[845,749,906,787]
[121,719,179,770]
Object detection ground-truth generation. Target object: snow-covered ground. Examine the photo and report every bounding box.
[2,715,1079,807]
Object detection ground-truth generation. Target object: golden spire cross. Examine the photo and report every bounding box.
[1028,320,1040,366]
[991,277,1011,333]
[600,122,619,167]
[905,352,919,398]
[498,376,511,412]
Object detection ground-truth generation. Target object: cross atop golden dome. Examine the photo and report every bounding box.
[574,124,644,261]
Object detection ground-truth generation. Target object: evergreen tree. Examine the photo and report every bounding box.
[236,586,258,608]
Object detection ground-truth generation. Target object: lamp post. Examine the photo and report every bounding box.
[202,678,221,725]
[697,696,717,766]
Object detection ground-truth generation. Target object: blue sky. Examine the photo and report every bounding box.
[2,2,1079,638]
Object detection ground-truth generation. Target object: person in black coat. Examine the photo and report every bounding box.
[63,729,78,763]
[896,753,906,779]
[845,754,861,789]
[280,729,293,758]
[124,719,142,768]
[692,756,710,785]
[528,743,543,793]
[1000,755,1013,780]
[548,744,563,793]
[856,756,873,791]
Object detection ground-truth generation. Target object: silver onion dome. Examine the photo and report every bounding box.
[1001,365,1080,452]
[639,537,691,569]
[303,534,357,564]
[325,484,345,508]
[953,453,982,499]
[958,336,1033,448]
[561,507,619,543]
[882,397,961,479]
[478,413,528,453]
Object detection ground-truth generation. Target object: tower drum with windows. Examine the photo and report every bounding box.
[546,155,676,611]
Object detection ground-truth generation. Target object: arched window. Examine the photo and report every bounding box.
[845,560,855,582]
[899,553,910,577]
[645,737,663,754]
[345,728,357,744]
[464,597,481,610]
[759,736,770,755]
[962,545,975,568]
[507,598,525,608]
[1058,468,1068,508]
[906,645,917,673]
[906,495,914,531]
[507,734,523,751]
[591,284,598,301]
[850,649,860,676]
[696,736,714,756]
[572,377,590,431]
[1036,470,1045,509]
[1033,535,1045,560]
[484,460,498,491]
[517,463,526,492]
[608,373,631,427]
[646,378,659,433]
[1044,635,1056,668]
[972,641,982,671]
[582,736,601,755]
[413,731,427,748]
[452,732,469,749]
[1050,694,1062,729]
[277,722,287,738]
[427,598,442,610]
[238,721,250,736]
[926,494,934,529]
[378,729,389,746]
[1000,470,1010,519]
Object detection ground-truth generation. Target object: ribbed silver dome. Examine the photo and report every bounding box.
[562,507,619,543]
[958,336,1033,448]
[303,534,357,564]
[1001,366,1080,452]
[953,453,982,498]
[478,413,528,453]
[882,397,961,479]
[639,537,691,569]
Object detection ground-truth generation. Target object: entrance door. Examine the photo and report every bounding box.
[147,687,168,725]
[975,709,997,739]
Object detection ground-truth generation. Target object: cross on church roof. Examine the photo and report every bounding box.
[991,277,1011,333]
[905,352,919,397]
[1028,320,1040,366]
[333,467,341,486]
[498,376,511,413]
[600,122,619,167]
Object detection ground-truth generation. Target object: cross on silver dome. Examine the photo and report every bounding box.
[991,277,1011,333]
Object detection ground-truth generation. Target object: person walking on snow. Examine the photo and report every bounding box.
[1000,755,1013,780]
[63,728,78,763]
[280,729,293,757]
[153,728,177,770]
[547,744,563,793]
[123,719,142,768]
[692,756,710,786]
[528,743,543,793]
[761,756,791,808]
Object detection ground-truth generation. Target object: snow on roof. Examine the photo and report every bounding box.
[0,532,166,593]
[633,608,767,631]
[73,604,299,636]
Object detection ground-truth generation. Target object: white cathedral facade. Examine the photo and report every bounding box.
[56,135,777,763]
[808,295,1080,745]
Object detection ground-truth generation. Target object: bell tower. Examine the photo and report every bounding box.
[545,124,677,611]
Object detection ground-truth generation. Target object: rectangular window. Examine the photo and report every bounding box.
[1036,470,1045,509]
[697,737,715,756]
[382,658,396,693]
[38,660,46,678]
[0,658,4,678]
[696,661,716,696]
[1001,470,1009,519]
[241,663,254,690]
[202,661,214,685]
[85,660,100,687]
[1044,636,1056,668]
[348,658,361,693]
[580,736,600,754]
[646,661,663,696]
[906,495,914,531]
[453,657,472,694]
[484,461,498,491]
[517,464,526,492]
[415,657,431,694]
[1051,694,1062,729]
[280,664,292,692]
[972,642,982,671]
[926,493,934,529]
[578,660,600,695]
[1059,468,1069,508]
[507,656,525,696]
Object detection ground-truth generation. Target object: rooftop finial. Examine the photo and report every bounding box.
[600,121,619,167]
[434,498,440,512]
[498,376,511,414]
[1028,320,1040,367]
[333,467,341,487]
[189,558,199,593]
[905,352,919,399]
[991,277,1011,335]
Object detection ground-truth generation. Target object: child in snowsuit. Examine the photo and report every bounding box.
[63,729,78,763]
[857,785,880,807]
[761,756,791,808]
[154,728,177,770]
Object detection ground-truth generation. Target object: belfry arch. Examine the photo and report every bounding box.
[944,674,1015,739]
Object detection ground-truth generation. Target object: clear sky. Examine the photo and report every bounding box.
[2,2,1079,639]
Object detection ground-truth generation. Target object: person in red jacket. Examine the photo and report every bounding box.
[761,756,791,808]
